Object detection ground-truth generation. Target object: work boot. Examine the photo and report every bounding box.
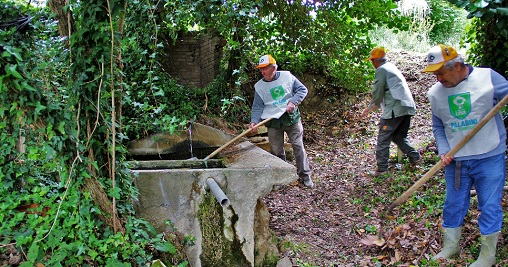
[369,170,388,177]
[469,232,499,267]
[409,159,422,169]
[302,177,314,188]
[433,227,462,260]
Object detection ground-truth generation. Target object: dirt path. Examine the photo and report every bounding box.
[263,51,507,266]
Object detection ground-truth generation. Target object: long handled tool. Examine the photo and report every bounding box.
[364,93,508,246]
[203,117,273,161]
[387,92,508,213]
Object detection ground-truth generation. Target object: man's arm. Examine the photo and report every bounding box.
[362,69,386,117]
[289,76,308,105]
[250,92,264,124]
[492,69,508,101]
[432,113,454,165]
[370,68,387,109]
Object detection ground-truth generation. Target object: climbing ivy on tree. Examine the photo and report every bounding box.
[1,1,187,266]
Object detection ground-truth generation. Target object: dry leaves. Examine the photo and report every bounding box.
[262,51,507,266]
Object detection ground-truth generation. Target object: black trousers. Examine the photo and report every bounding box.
[376,115,420,171]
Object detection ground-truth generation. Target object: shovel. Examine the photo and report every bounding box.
[363,92,508,246]
[203,117,273,161]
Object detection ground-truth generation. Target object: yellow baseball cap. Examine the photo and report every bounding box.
[422,44,459,72]
[256,55,276,68]
[365,47,387,61]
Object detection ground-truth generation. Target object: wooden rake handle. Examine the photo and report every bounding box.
[203,117,273,161]
[388,92,508,212]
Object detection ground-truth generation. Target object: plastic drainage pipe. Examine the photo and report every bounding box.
[206,178,230,207]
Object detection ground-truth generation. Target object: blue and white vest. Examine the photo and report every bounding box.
[254,71,294,119]
[428,68,499,157]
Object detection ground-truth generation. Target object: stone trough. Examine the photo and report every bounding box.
[128,123,297,267]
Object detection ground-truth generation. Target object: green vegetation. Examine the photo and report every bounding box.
[1,0,507,266]
[370,0,468,53]
[197,192,247,266]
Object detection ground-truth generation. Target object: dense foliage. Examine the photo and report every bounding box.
[451,0,508,77]
[427,0,468,45]
[1,1,185,266]
[1,0,505,266]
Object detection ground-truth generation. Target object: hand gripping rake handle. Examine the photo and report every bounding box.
[387,92,508,213]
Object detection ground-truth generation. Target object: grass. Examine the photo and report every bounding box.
[369,3,468,54]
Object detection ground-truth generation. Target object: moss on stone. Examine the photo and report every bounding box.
[198,191,249,267]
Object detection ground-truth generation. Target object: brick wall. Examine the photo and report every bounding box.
[162,32,225,88]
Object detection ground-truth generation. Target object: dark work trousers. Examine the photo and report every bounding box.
[376,115,420,171]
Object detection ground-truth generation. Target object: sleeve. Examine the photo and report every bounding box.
[250,92,264,124]
[431,113,451,155]
[369,68,387,109]
[289,75,308,105]
[491,69,508,102]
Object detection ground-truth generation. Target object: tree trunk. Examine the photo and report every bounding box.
[87,114,126,234]
[83,173,125,233]
[48,0,126,233]
[48,0,75,42]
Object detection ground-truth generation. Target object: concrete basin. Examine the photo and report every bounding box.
[128,123,297,267]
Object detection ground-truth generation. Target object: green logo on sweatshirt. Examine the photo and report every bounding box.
[270,85,286,100]
[448,93,471,120]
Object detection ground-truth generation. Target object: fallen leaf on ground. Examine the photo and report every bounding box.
[360,235,386,246]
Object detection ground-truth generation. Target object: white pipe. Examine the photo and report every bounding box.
[206,178,230,207]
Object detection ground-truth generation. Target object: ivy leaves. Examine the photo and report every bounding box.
[450,0,508,77]
[448,0,508,37]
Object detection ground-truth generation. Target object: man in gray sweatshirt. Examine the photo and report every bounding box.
[361,47,420,176]
[249,55,313,188]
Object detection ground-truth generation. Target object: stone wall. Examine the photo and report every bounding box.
[163,32,226,88]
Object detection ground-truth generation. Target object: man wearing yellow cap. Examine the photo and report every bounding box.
[361,47,421,177]
[249,55,313,188]
[423,44,508,266]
